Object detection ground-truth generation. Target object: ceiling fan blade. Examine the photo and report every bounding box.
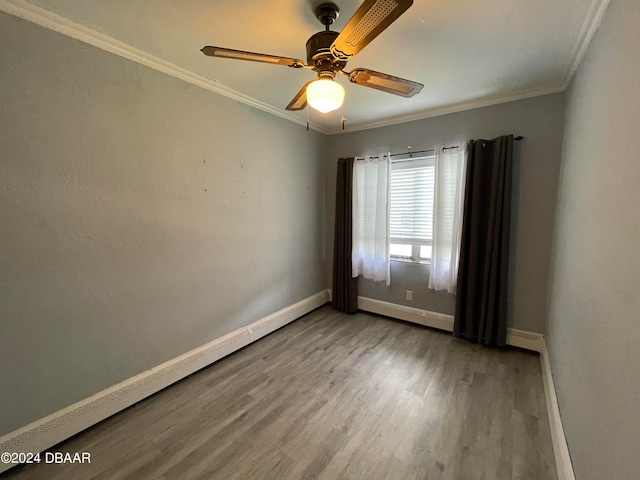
[285,81,314,111]
[348,68,423,97]
[330,0,413,60]
[201,46,306,68]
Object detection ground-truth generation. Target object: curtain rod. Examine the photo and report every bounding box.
[385,136,526,159]
[389,148,435,158]
[390,145,459,158]
[391,136,525,158]
[470,136,525,145]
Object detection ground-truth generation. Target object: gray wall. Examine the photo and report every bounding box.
[0,14,326,436]
[326,94,566,333]
[545,0,640,478]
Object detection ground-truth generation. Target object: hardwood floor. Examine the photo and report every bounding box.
[3,306,557,480]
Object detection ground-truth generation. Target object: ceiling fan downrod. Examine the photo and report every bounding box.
[306,3,346,76]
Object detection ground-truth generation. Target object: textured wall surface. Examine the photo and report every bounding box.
[326,93,566,332]
[546,0,640,478]
[0,13,325,436]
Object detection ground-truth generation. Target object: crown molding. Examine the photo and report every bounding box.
[561,0,612,89]
[315,0,613,135]
[327,84,567,135]
[0,0,330,135]
[1,0,611,137]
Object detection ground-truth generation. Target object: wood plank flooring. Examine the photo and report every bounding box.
[2,306,557,480]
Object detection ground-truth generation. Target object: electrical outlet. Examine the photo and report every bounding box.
[406,290,413,301]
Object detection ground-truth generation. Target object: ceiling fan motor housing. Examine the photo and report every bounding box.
[306,31,346,75]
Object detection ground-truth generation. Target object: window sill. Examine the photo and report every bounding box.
[390,257,431,266]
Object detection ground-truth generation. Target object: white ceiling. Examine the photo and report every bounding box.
[2,0,608,133]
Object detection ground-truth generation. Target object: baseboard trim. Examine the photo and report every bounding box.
[0,289,330,474]
[358,296,455,332]
[540,342,576,480]
[506,327,545,353]
[353,295,544,352]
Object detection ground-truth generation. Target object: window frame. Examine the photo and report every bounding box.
[389,155,435,263]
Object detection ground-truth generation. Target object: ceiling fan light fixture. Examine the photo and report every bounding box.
[306,77,345,113]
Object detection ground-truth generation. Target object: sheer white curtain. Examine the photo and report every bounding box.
[429,144,467,293]
[352,153,391,286]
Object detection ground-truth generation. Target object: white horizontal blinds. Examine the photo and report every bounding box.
[389,157,435,245]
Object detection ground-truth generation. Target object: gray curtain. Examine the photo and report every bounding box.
[454,135,514,347]
[332,158,358,313]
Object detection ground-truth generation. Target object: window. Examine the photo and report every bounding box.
[389,156,435,262]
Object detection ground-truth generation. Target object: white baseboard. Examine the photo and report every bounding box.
[540,342,576,480]
[0,289,330,474]
[506,327,545,353]
[357,295,455,332]
[353,294,545,353]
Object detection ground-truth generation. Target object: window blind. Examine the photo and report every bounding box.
[389,158,435,245]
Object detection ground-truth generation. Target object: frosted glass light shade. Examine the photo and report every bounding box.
[306,78,345,113]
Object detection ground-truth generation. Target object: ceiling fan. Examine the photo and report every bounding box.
[201,0,423,114]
